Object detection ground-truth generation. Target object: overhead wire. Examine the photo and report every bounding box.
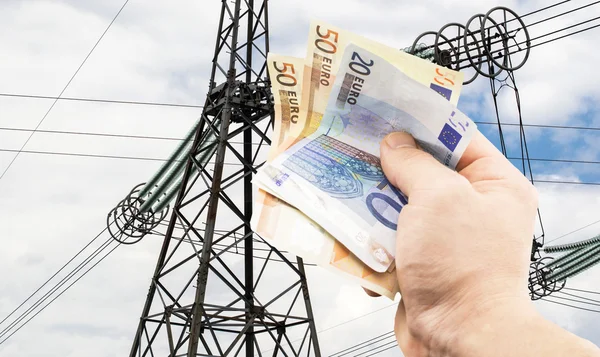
[0,224,122,345]
[0,237,121,345]
[262,303,397,355]
[1,148,599,170]
[545,218,600,244]
[475,121,600,131]
[0,148,247,166]
[0,0,131,182]
[564,287,600,295]
[0,227,108,328]
[557,290,600,305]
[2,147,597,185]
[540,297,600,313]
[527,0,600,28]
[329,331,395,357]
[0,127,263,146]
[0,93,203,109]
[552,292,600,307]
[3,121,600,143]
[362,343,399,357]
[352,340,399,357]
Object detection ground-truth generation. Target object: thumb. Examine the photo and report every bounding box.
[380,132,457,196]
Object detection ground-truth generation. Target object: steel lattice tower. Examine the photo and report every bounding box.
[126,1,321,355]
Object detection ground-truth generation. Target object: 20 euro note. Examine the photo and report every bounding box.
[255,43,478,273]
[252,53,399,297]
[293,19,464,144]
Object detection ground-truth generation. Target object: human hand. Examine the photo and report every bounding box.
[379,131,539,356]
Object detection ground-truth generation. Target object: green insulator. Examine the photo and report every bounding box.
[550,251,600,282]
[544,234,600,253]
[139,119,220,213]
[138,118,201,199]
[546,242,600,269]
[151,137,219,214]
[546,244,600,282]
[139,144,192,213]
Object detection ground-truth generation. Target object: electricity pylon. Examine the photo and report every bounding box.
[119,1,321,356]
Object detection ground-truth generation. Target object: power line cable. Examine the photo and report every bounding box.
[263,303,397,354]
[507,157,600,165]
[0,0,130,182]
[557,290,600,305]
[362,343,399,357]
[0,237,121,345]
[0,232,117,341]
[535,180,600,186]
[475,121,600,131]
[563,287,600,295]
[552,292,600,307]
[0,148,246,166]
[3,147,597,185]
[545,218,600,244]
[329,332,396,357]
[0,208,142,344]
[519,0,572,19]
[0,127,260,146]
[540,297,600,313]
[2,148,598,167]
[351,340,398,357]
[527,1,600,28]
[0,93,203,109]
[0,227,108,328]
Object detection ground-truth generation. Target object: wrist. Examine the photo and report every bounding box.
[429,296,538,356]
[437,299,600,357]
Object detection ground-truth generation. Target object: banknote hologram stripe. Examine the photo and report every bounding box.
[336,73,355,108]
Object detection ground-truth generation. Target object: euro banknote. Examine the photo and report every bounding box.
[255,43,477,273]
[265,54,305,161]
[252,53,399,298]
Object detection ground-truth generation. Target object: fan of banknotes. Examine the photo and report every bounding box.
[250,20,478,299]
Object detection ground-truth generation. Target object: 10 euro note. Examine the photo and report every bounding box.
[255,43,478,273]
[251,53,399,298]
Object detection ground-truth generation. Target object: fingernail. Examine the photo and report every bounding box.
[384,132,416,149]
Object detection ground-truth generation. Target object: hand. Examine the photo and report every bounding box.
[379,131,539,355]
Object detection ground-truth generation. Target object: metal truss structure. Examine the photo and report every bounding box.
[108,1,321,356]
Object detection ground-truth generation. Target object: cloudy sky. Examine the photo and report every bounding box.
[1,0,600,356]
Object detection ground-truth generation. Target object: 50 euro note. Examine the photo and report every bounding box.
[255,43,478,273]
[251,53,399,298]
